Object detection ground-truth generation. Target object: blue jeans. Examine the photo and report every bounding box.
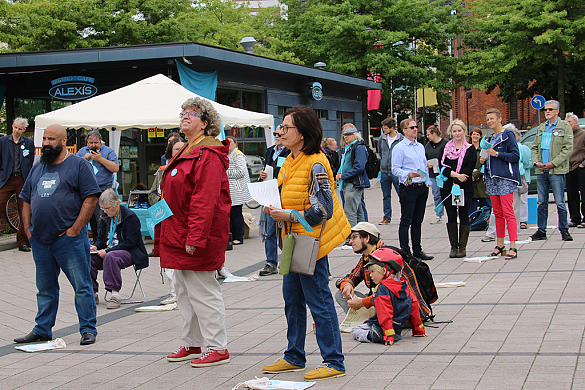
[30,228,97,338]
[428,177,444,217]
[361,194,368,222]
[537,172,569,231]
[283,255,344,372]
[398,184,428,255]
[264,212,278,268]
[380,171,400,220]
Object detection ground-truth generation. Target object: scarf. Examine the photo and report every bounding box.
[441,139,469,174]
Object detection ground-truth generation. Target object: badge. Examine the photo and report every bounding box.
[276,156,286,167]
[22,149,29,157]
[554,131,559,136]
[171,168,178,176]
[20,144,24,149]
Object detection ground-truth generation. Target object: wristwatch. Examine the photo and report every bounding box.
[495,151,499,157]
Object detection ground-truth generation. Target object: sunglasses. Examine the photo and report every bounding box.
[406,125,418,129]
[544,108,557,112]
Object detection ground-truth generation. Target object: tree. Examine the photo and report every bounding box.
[456,0,585,115]
[277,0,459,119]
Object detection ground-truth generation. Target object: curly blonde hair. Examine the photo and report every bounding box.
[181,97,221,137]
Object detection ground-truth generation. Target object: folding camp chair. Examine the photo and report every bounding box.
[104,264,145,304]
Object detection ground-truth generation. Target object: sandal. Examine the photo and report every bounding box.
[520,222,527,229]
[505,247,518,260]
[489,246,506,257]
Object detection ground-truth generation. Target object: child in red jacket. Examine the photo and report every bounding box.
[351,248,427,345]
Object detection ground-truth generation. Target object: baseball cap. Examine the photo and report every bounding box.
[342,127,359,136]
[351,222,380,238]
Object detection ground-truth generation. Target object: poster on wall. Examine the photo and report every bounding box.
[148,128,156,138]
[156,128,165,137]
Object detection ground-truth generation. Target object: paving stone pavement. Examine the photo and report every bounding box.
[0,185,583,389]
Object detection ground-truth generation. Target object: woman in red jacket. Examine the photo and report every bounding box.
[155,97,232,368]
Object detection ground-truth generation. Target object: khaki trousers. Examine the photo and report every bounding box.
[174,269,227,350]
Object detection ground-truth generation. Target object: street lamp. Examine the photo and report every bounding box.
[466,91,472,129]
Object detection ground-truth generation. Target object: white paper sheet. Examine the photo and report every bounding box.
[15,338,66,352]
[247,180,281,208]
[264,165,274,181]
[463,256,497,263]
[135,303,178,312]
[436,281,466,288]
[428,158,439,174]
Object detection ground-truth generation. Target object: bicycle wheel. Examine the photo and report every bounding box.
[5,193,20,231]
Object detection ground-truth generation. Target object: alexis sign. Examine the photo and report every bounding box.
[49,76,98,101]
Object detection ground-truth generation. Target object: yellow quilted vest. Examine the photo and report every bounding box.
[278,151,351,259]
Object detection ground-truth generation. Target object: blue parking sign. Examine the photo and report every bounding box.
[531,95,546,110]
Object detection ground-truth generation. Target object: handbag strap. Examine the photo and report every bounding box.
[288,217,326,241]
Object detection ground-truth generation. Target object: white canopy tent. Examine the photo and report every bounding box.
[34,73,275,152]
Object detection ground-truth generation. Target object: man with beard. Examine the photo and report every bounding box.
[0,117,35,251]
[16,124,101,345]
[77,131,119,240]
[334,222,383,313]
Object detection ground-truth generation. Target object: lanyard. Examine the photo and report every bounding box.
[108,214,119,247]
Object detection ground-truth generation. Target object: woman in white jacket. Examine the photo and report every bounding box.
[226,136,253,245]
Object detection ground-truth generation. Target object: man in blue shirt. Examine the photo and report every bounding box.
[530,100,574,242]
[16,124,101,346]
[259,129,290,276]
[392,119,433,260]
[0,117,35,252]
[77,131,119,241]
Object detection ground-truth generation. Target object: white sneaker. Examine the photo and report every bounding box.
[218,267,235,279]
[430,217,442,224]
[160,293,177,305]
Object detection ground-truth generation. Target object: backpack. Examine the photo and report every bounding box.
[350,141,380,180]
[469,206,491,231]
[388,246,438,322]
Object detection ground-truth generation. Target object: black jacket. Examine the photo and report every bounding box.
[95,205,149,270]
[264,145,290,179]
[439,145,477,195]
[0,134,35,188]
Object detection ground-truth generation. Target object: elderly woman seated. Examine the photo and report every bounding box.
[90,188,149,309]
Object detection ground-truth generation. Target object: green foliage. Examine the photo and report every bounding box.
[456,0,585,115]
[278,0,459,117]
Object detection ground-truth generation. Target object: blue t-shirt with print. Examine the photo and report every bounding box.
[20,154,101,245]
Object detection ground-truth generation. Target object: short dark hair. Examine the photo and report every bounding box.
[381,118,396,129]
[357,230,380,245]
[427,125,441,137]
[226,136,238,145]
[283,106,322,155]
[167,132,180,141]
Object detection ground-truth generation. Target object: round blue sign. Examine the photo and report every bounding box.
[531,95,546,110]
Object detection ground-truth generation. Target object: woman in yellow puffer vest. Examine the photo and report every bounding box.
[261,106,351,381]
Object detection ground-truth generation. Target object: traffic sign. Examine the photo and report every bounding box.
[531,95,546,110]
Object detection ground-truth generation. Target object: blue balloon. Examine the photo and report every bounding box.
[480,136,492,150]
[451,184,462,196]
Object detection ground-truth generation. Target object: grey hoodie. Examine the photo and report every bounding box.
[378,132,404,173]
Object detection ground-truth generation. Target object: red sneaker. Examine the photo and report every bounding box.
[191,349,230,367]
[167,346,202,362]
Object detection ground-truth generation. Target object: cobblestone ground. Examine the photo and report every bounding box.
[0,186,582,389]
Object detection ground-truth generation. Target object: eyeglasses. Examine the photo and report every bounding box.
[544,108,557,112]
[281,125,297,134]
[350,233,360,240]
[180,111,203,119]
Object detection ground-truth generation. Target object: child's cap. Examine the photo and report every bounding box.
[366,248,404,274]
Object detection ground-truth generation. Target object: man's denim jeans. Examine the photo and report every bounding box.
[264,212,278,268]
[537,172,569,232]
[283,255,345,372]
[428,177,444,218]
[380,171,400,220]
[30,229,97,338]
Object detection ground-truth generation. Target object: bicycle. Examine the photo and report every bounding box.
[5,193,20,231]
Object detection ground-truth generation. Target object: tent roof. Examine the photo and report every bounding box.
[34,74,274,130]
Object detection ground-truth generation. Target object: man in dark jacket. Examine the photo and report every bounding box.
[259,130,290,276]
[0,117,35,252]
[336,127,370,229]
[378,118,404,225]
